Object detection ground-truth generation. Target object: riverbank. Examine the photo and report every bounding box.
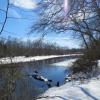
[37,76,100,100]
[0,54,81,65]
[0,57,78,100]
[37,60,100,100]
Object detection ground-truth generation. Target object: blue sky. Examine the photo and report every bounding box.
[0,0,81,48]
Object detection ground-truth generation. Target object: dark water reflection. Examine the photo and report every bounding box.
[0,58,73,100]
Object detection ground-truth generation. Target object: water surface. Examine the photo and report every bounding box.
[0,58,73,100]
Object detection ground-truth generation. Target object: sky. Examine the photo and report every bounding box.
[0,0,81,48]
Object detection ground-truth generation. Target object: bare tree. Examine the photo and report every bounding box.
[31,0,100,50]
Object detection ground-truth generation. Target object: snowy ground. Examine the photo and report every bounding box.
[37,77,100,100]
[0,54,80,65]
[36,60,100,100]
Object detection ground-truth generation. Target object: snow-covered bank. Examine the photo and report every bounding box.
[37,76,100,100]
[51,59,77,67]
[98,60,100,67]
[36,59,100,100]
[0,54,81,65]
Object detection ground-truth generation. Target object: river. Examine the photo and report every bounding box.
[0,57,76,100]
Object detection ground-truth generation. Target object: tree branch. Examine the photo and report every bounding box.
[0,0,9,34]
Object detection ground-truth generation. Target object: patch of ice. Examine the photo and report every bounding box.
[51,59,77,67]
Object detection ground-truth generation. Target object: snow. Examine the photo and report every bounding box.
[40,76,48,82]
[37,59,100,100]
[36,59,100,100]
[0,54,81,65]
[1,54,100,100]
[51,59,77,67]
[98,60,100,67]
[37,77,100,100]
[31,73,48,82]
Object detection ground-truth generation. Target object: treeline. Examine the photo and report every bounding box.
[0,38,80,58]
[0,38,82,58]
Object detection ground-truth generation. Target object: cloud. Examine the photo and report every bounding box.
[10,0,37,9]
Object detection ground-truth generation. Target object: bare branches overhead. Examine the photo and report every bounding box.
[31,0,100,48]
[0,0,9,35]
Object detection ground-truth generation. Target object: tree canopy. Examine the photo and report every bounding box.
[31,0,100,49]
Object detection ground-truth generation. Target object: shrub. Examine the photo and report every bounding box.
[72,58,98,74]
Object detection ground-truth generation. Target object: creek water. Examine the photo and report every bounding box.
[0,58,74,100]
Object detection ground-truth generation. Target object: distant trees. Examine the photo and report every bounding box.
[0,37,80,57]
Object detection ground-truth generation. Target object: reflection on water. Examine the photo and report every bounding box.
[0,58,72,100]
